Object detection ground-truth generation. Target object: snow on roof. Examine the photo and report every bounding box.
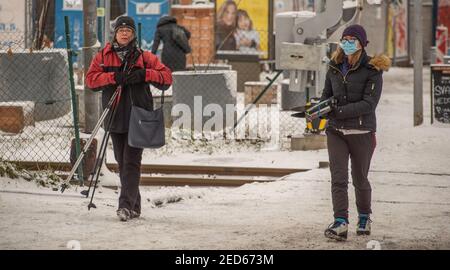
[276,11,316,18]
[171,3,215,9]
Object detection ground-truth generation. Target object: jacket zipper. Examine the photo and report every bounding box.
[329,62,363,127]
[328,64,360,100]
[328,62,360,83]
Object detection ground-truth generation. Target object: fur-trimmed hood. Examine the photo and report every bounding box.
[368,54,391,71]
[330,50,391,72]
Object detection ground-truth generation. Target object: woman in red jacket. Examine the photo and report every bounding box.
[86,16,172,221]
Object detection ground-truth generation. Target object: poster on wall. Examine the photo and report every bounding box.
[438,0,450,54]
[386,0,408,61]
[54,0,83,55]
[215,0,269,59]
[63,0,83,11]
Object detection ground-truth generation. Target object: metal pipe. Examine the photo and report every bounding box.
[138,23,142,49]
[83,0,100,133]
[233,70,283,130]
[413,0,423,126]
[104,0,111,44]
[61,90,120,193]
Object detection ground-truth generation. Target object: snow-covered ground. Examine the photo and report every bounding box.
[1,67,449,250]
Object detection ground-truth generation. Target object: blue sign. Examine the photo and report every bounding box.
[127,0,169,51]
[54,0,83,61]
[53,0,169,62]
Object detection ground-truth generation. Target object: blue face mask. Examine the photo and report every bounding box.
[340,39,360,55]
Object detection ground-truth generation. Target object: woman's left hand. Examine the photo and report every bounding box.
[126,69,146,85]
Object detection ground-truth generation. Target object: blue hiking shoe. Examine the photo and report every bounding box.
[357,214,372,236]
[324,218,348,241]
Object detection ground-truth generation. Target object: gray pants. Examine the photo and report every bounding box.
[326,128,376,220]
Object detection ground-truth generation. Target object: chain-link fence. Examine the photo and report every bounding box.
[166,68,308,150]
[0,30,76,163]
[0,1,314,166]
[153,26,308,151]
[164,70,308,150]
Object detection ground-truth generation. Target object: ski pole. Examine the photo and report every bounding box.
[87,88,123,210]
[60,89,120,193]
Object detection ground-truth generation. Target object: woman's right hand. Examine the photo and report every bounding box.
[114,72,126,85]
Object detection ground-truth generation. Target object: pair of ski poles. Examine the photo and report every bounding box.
[61,56,136,211]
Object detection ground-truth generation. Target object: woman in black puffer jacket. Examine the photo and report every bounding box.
[151,16,191,72]
[321,25,391,241]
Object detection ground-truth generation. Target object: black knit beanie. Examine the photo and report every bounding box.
[114,16,136,33]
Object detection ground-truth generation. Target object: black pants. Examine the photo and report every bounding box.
[326,129,376,220]
[111,132,143,214]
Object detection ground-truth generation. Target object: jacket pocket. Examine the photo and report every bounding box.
[370,82,376,96]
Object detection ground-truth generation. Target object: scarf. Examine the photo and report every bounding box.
[112,39,137,62]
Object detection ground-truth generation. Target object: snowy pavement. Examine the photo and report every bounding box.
[1,67,450,250]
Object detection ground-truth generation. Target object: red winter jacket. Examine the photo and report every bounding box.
[85,43,172,133]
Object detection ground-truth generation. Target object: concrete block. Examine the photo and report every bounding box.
[281,79,307,111]
[291,133,327,151]
[244,81,278,106]
[172,70,237,131]
[0,50,71,121]
[0,102,34,134]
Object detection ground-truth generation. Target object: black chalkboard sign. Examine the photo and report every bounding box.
[432,65,450,124]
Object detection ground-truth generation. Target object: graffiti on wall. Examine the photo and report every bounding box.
[387,0,408,60]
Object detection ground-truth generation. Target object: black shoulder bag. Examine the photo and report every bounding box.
[127,52,166,150]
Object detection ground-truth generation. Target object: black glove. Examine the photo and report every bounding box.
[126,69,147,85]
[323,97,338,119]
[329,97,338,110]
[114,72,126,85]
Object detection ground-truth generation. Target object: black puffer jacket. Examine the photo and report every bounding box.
[320,51,391,132]
[151,16,191,72]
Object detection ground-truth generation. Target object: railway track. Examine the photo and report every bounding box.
[10,161,310,187]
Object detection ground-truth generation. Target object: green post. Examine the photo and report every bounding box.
[65,16,84,185]
[431,66,434,125]
[138,23,142,49]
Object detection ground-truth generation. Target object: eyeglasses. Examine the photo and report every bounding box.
[118,28,133,34]
[340,38,358,44]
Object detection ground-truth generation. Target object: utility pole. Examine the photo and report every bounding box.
[413,0,423,127]
[25,0,33,49]
[104,0,111,44]
[83,0,99,133]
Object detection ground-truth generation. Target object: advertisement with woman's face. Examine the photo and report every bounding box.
[215,0,269,59]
